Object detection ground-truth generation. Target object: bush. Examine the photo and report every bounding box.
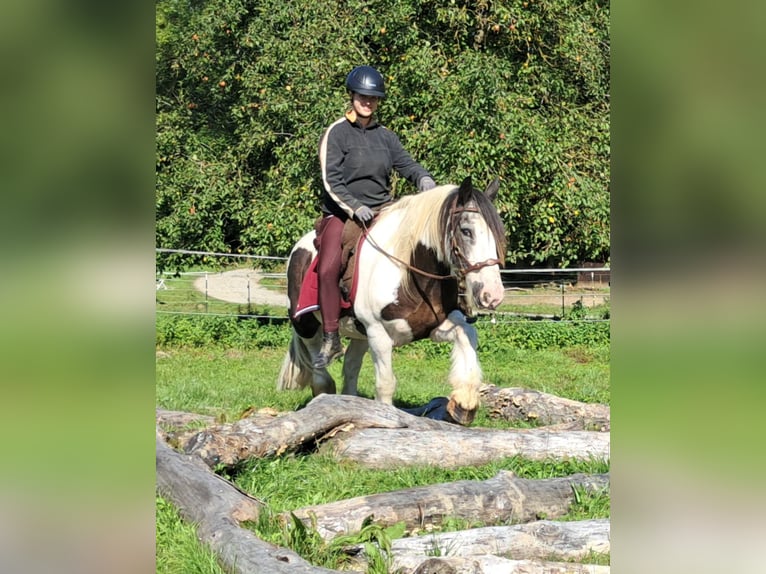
[156,314,608,351]
[156,315,292,349]
[480,319,610,350]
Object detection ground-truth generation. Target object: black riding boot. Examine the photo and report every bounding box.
[313,331,343,369]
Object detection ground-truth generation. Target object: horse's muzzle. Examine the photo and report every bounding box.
[473,282,503,310]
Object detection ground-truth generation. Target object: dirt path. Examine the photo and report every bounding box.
[193,269,287,307]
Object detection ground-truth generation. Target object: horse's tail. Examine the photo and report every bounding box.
[276,328,314,391]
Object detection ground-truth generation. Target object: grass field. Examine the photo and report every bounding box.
[156,320,610,572]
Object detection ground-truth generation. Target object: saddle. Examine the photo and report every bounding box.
[292,217,367,319]
[339,218,366,302]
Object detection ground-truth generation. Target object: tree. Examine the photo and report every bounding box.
[156,0,610,271]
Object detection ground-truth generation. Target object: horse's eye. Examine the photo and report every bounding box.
[460,227,473,240]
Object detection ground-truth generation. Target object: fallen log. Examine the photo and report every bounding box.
[480,385,610,431]
[325,427,609,469]
[180,394,458,467]
[385,519,609,566]
[284,471,609,541]
[160,407,285,449]
[156,408,216,430]
[156,433,343,574]
[399,555,610,574]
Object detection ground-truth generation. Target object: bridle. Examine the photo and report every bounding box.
[361,195,501,282]
[448,206,502,279]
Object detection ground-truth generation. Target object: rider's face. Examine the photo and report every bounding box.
[351,92,380,119]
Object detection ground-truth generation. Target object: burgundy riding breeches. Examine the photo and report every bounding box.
[315,215,345,333]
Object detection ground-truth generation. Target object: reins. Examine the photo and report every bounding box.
[359,196,501,281]
[360,222,451,280]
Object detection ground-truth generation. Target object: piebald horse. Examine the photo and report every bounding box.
[277,176,506,425]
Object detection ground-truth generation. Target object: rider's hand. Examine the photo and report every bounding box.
[354,205,374,223]
[418,176,436,192]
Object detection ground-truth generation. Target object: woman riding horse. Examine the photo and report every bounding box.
[314,65,436,368]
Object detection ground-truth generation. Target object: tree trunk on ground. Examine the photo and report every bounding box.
[480,385,610,431]
[156,408,216,430]
[400,556,610,574]
[381,519,609,567]
[156,433,343,574]
[160,407,284,449]
[178,394,458,467]
[283,471,609,542]
[325,427,609,469]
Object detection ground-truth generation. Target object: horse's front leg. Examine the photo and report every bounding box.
[430,310,482,425]
[363,324,397,404]
[341,338,369,396]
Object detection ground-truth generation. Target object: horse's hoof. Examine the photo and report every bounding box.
[446,400,476,426]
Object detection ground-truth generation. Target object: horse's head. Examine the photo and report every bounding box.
[443,176,507,313]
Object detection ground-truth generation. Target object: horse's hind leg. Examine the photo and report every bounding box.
[276,331,314,391]
[341,338,369,396]
[430,310,483,425]
[277,330,336,396]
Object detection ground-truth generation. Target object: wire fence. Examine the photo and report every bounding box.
[156,249,610,323]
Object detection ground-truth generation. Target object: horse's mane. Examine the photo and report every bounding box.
[377,184,507,299]
[381,185,456,263]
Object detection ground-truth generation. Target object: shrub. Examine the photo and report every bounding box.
[156,315,292,348]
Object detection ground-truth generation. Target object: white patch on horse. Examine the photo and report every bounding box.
[431,310,479,350]
[294,231,317,255]
[383,318,414,347]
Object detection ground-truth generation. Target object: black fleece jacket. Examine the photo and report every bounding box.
[318,110,432,219]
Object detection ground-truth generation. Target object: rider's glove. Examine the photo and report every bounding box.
[418,176,437,192]
[354,205,374,223]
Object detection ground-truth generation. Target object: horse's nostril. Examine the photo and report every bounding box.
[482,291,502,310]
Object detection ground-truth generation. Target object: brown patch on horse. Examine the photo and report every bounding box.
[379,243,459,340]
[287,246,321,338]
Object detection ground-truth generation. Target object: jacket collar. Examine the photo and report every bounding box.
[345,110,377,129]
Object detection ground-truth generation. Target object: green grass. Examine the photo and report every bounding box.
[156,321,610,572]
[224,453,609,514]
[157,453,609,573]
[156,496,228,574]
[229,454,609,572]
[156,342,609,423]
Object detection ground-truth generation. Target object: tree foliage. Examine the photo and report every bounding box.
[156,0,609,271]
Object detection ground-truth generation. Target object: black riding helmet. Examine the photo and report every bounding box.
[345,65,386,98]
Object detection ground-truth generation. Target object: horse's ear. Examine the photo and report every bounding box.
[484,177,501,202]
[458,176,473,205]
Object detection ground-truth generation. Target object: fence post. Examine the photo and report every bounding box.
[561,282,565,318]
